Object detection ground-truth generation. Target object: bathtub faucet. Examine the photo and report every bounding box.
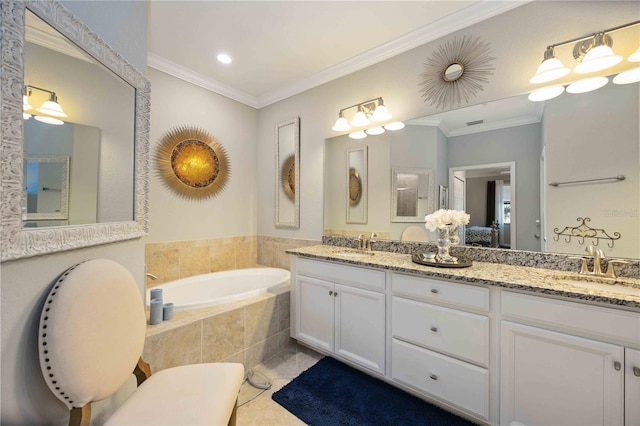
[146,272,158,280]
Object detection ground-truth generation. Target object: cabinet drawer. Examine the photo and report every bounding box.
[392,297,489,366]
[296,258,385,292]
[392,339,489,420]
[502,291,640,346]
[392,273,489,311]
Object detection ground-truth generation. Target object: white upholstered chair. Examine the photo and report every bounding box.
[400,225,430,242]
[38,259,244,426]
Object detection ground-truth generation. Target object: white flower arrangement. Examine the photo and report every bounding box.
[424,209,470,232]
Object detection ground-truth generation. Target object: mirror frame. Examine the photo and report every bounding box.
[346,146,368,224]
[24,155,70,221]
[275,116,300,229]
[1,0,150,261]
[391,167,434,223]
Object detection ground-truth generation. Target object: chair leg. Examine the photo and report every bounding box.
[69,404,91,426]
[228,399,238,426]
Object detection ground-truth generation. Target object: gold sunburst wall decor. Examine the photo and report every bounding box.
[281,153,296,202]
[156,125,230,199]
[419,35,495,110]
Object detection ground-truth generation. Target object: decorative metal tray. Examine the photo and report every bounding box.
[411,252,473,268]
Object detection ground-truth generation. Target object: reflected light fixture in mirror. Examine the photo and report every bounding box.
[528,20,640,102]
[23,85,67,125]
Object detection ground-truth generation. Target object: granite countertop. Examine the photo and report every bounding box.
[287,245,640,311]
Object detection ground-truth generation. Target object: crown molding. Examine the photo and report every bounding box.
[148,1,530,109]
[147,53,260,108]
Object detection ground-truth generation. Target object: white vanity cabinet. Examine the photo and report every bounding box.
[292,258,386,374]
[390,273,491,421]
[501,291,640,426]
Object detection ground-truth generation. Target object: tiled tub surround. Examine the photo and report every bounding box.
[145,236,320,288]
[142,283,294,373]
[322,235,640,280]
[292,243,640,309]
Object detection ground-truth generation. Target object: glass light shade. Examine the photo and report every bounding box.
[348,130,367,139]
[383,121,405,131]
[566,76,608,94]
[529,57,570,84]
[370,104,391,122]
[332,116,351,131]
[34,115,64,125]
[23,95,32,111]
[613,68,640,85]
[36,100,67,117]
[527,86,565,102]
[628,46,640,62]
[350,110,370,127]
[23,112,32,120]
[365,126,385,135]
[574,45,622,74]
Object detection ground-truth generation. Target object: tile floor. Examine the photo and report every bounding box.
[236,345,324,425]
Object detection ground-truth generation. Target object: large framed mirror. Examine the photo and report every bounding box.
[1,0,150,261]
[275,117,300,228]
[324,81,639,259]
[391,167,434,222]
[347,147,367,224]
[24,155,70,221]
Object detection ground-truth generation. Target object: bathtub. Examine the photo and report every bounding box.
[147,268,290,309]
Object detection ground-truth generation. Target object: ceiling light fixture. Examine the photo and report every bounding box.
[217,53,232,64]
[528,20,640,102]
[332,97,403,136]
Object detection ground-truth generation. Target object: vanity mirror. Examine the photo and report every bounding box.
[324,81,639,259]
[275,117,300,228]
[1,0,150,261]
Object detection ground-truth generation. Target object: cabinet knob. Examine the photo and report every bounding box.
[430,289,439,294]
[634,366,640,377]
[614,361,621,371]
[329,290,333,296]
[429,374,438,381]
[334,291,338,297]
[430,326,438,332]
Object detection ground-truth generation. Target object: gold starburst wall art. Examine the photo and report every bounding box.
[419,35,496,110]
[156,125,230,200]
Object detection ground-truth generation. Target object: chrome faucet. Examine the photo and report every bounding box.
[146,272,158,281]
[357,234,366,250]
[366,232,378,251]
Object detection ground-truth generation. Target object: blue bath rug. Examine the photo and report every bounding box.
[272,356,475,425]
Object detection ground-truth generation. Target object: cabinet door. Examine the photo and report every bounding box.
[501,321,624,426]
[334,284,386,374]
[296,275,334,352]
[626,347,640,426]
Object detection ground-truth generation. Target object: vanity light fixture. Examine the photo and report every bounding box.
[528,20,640,102]
[23,85,67,124]
[332,97,402,137]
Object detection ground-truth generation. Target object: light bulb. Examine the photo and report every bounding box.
[383,121,405,131]
[350,110,370,127]
[332,116,350,131]
[528,86,565,102]
[566,76,608,94]
[348,130,367,139]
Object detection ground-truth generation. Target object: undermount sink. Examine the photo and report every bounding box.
[551,275,640,297]
[335,251,375,259]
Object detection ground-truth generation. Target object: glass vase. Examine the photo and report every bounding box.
[448,224,460,246]
[436,226,457,263]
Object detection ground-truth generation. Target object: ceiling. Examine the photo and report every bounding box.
[147,1,526,108]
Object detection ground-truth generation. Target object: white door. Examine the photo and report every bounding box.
[296,275,334,352]
[626,347,640,426]
[501,321,624,426]
[334,284,386,374]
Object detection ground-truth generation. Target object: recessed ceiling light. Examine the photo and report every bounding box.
[217,53,232,64]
